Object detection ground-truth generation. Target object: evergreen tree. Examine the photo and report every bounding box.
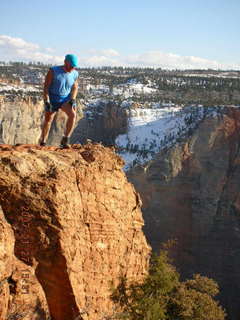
[111,250,226,320]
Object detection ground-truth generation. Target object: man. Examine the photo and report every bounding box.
[39,54,79,148]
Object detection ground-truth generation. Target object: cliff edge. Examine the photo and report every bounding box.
[0,143,150,320]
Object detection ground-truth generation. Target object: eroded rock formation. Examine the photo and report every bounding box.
[0,96,127,148]
[0,143,150,320]
[71,101,128,145]
[0,97,83,146]
[0,206,50,320]
[128,107,240,320]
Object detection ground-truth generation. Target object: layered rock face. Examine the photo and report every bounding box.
[0,97,83,146]
[0,97,43,145]
[0,97,126,148]
[0,143,150,320]
[71,101,128,145]
[0,206,49,320]
[128,107,240,320]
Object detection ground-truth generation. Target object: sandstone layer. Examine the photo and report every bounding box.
[71,101,128,145]
[0,97,83,146]
[0,143,150,320]
[0,206,50,320]
[128,107,240,320]
[0,97,126,148]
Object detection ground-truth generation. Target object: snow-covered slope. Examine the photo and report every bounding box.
[113,82,157,98]
[0,82,39,93]
[116,106,225,170]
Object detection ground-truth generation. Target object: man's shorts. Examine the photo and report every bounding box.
[45,101,65,112]
[44,99,77,113]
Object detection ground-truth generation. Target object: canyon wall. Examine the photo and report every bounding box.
[0,97,127,147]
[0,206,50,320]
[0,97,43,145]
[0,143,150,320]
[128,107,240,320]
[0,97,83,146]
[71,101,128,145]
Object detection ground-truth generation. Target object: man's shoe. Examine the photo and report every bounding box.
[60,136,70,149]
[39,141,46,146]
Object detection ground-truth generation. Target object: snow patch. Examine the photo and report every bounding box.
[116,106,222,170]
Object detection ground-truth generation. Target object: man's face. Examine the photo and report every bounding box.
[64,60,75,72]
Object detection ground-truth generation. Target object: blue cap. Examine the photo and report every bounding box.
[65,54,78,67]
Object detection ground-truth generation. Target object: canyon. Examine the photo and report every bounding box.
[1,94,240,319]
[128,107,240,320]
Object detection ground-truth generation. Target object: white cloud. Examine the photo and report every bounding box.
[0,35,39,51]
[81,50,240,70]
[83,55,120,67]
[0,35,239,70]
[0,35,63,64]
[45,47,55,53]
[101,49,120,57]
[124,51,228,69]
[88,48,120,57]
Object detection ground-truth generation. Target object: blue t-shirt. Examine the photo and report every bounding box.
[48,66,78,103]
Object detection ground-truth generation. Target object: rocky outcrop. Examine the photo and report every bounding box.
[0,97,83,146]
[0,97,43,145]
[71,101,128,145]
[128,107,240,320]
[0,143,150,320]
[0,206,50,320]
[0,96,126,147]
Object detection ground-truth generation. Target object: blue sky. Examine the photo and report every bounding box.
[0,0,239,69]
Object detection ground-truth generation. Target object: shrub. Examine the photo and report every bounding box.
[111,250,226,320]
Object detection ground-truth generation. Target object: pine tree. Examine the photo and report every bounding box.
[111,250,226,320]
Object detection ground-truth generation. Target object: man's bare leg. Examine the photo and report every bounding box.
[61,102,76,137]
[39,111,56,144]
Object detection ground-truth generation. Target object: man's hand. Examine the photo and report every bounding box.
[69,98,77,108]
[44,101,53,112]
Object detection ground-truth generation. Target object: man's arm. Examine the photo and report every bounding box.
[43,69,53,102]
[70,80,78,100]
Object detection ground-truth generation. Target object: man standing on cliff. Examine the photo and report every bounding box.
[39,54,79,148]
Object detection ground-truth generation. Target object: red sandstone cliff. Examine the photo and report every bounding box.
[128,107,240,320]
[0,206,50,320]
[0,143,150,320]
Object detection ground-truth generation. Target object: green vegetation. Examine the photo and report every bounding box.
[111,249,226,320]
